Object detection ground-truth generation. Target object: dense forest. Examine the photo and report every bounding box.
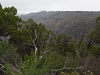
[0,4,100,75]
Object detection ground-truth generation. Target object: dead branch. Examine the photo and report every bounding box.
[1,55,22,74]
[32,30,37,56]
[0,64,6,73]
[63,60,69,68]
[50,57,85,73]
[8,64,21,74]
[0,68,6,73]
[86,40,94,49]
[31,30,38,62]
[24,30,38,61]
[1,55,6,64]
[51,66,85,72]
[11,58,24,69]
[39,49,52,59]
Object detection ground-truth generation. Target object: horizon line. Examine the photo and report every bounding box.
[17,10,100,15]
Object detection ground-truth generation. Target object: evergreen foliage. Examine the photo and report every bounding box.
[0,4,100,75]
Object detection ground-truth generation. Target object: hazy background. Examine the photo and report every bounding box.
[1,0,100,15]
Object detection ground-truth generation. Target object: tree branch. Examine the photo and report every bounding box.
[78,33,85,48]
[39,49,52,59]
[7,64,21,74]
[51,66,85,72]
[32,30,37,55]
[1,55,22,74]
[11,58,24,69]
[0,68,6,73]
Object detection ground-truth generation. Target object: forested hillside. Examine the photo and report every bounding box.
[1,4,100,75]
[20,11,100,39]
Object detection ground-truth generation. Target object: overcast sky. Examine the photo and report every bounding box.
[1,0,100,14]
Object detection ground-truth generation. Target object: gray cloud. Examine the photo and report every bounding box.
[1,0,100,14]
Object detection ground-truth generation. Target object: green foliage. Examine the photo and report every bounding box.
[19,52,67,75]
[0,40,21,65]
[88,45,100,58]
[55,34,75,56]
[0,40,22,75]
[60,71,79,75]
[1,4,100,75]
[0,4,22,37]
[87,16,100,43]
[20,55,49,75]
[9,18,56,60]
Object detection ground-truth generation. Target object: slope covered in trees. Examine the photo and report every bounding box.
[0,4,100,75]
[20,11,100,39]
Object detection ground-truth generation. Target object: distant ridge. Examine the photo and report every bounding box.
[19,11,100,39]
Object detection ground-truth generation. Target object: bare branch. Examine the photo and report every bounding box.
[1,55,22,74]
[7,64,21,74]
[0,68,6,73]
[0,64,5,73]
[39,49,51,59]
[1,55,7,64]
[86,40,94,49]
[32,30,37,55]
[63,60,69,68]
[51,66,85,72]
[11,58,24,69]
